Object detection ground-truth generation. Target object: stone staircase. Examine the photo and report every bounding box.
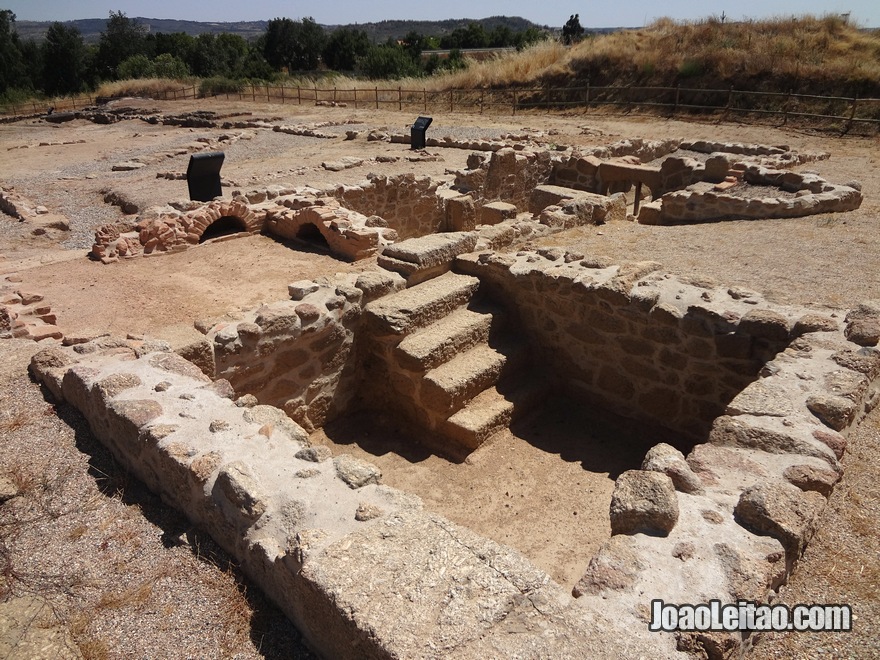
[364,271,547,457]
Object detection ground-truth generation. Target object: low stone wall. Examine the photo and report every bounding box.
[456,250,852,444]
[640,167,863,225]
[182,271,405,433]
[330,173,447,240]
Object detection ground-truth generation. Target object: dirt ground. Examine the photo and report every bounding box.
[1,98,878,658]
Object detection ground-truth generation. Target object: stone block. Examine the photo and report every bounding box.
[609,470,679,536]
[734,481,825,558]
[480,201,518,226]
[446,195,476,232]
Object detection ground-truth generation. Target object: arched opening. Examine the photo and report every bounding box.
[295,223,330,251]
[199,216,246,243]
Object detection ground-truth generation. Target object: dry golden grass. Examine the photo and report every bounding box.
[94,78,195,99]
[562,14,880,93]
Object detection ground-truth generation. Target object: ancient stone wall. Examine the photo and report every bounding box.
[183,270,405,433]
[456,250,840,441]
[331,173,447,240]
[640,166,863,225]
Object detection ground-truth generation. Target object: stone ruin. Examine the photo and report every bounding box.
[87,136,861,266]
[10,132,880,657]
[28,250,880,658]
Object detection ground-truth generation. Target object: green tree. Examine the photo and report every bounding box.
[0,10,29,95]
[263,17,326,72]
[96,11,148,79]
[358,44,419,79]
[402,30,428,60]
[152,53,189,78]
[323,28,371,71]
[42,23,88,95]
[117,53,154,79]
[151,32,195,65]
[562,14,585,45]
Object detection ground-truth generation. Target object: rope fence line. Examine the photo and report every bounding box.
[3,83,878,131]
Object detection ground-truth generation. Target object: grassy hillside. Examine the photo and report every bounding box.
[426,15,880,98]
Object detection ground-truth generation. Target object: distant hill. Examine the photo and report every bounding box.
[15,18,269,43]
[329,16,549,42]
[14,15,548,44]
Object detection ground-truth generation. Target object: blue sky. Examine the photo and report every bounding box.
[4,0,878,28]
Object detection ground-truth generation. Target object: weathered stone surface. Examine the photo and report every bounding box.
[380,232,477,268]
[572,534,645,596]
[734,481,825,557]
[354,502,384,521]
[200,379,235,399]
[109,399,163,430]
[832,347,880,380]
[177,338,215,378]
[609,470,679,536]
[334,455,381,489]
[641,443,704,494]
[296,446,332,463]
[737,309,790,343]
[354,270,406,303]
[812,428,847,460]
[806,394,857,431]
[726,380,796,417]
[149,352,211,382]
[213,462,268,524]
[0,596,82,659]
[792,313,839,336]
[95,373,141,399]
[845,318,880,346]
[242,405,309,443]
[844,300,880,346]
[783,464,840,496]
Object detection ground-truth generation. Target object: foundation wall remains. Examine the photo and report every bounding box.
[27,254,880,658]
[330,173,447,240]
[184,271,405,433]
[456,250,847,442]
[639,166,864,225]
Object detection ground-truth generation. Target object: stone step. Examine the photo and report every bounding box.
[420,338,527,415]
[378,232,478,285]
[442,376,549,450]
[394,304,502,373]
[364,272,480,336]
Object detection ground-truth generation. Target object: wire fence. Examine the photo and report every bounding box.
[3,83,879,132]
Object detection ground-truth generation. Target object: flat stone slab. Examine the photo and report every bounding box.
[380,231,477,268]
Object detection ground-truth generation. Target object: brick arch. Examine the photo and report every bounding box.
[187,200,265,242]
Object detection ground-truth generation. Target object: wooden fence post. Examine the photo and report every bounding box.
[480,88,484,114]
[423,88,427,113]
[673,85,680,116]
[375,87,379,110]
[281,86,285,104]
[513,89,518,116]
[297,86,301,105]
[846,94,859,133]
[353,87,357,109]
[333,87,337,104]
[398,87,402,111]
[782,89,792,125]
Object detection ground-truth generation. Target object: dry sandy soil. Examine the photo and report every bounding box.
[0,98,878,658]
